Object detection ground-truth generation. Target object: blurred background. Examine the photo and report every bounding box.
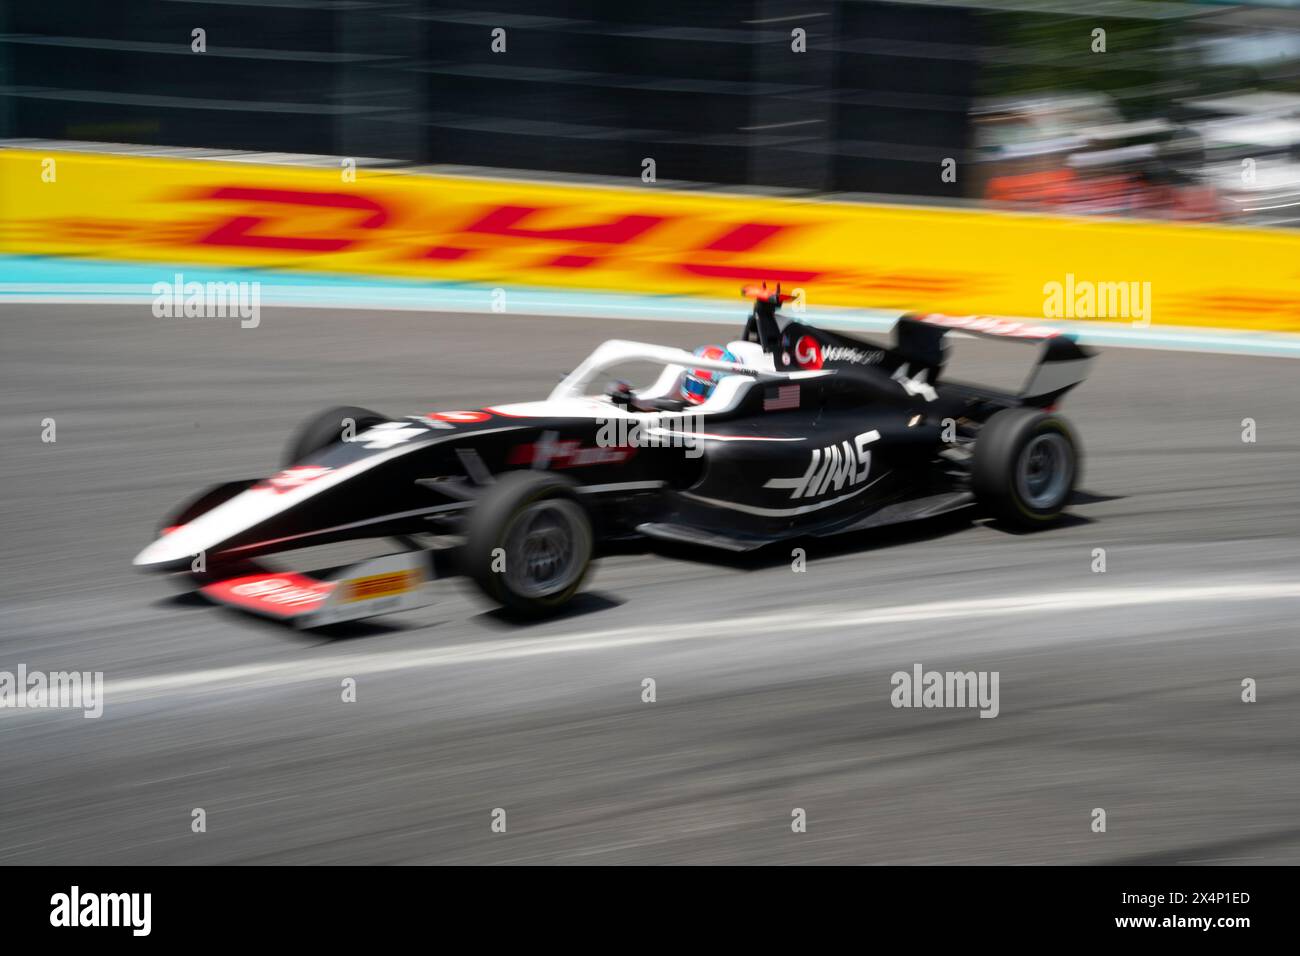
[4,0,1300,224]
[3,1,1300,869]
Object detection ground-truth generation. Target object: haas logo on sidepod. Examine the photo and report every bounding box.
[765,430,880,500]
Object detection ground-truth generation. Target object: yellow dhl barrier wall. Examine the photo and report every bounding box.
[3,148,1299,330]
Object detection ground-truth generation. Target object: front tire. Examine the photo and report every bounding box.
[462,472,594,616]
[972,408,1080,527]
[285,405,385,465]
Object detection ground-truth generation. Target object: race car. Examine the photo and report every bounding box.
[133,285,1094,625]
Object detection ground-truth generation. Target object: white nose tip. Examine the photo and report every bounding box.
[133,530,197,568]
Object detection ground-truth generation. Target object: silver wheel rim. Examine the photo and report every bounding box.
[1016,432,1072,509]
[502,499,590,599]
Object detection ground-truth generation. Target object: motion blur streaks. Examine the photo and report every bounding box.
[1,306,1297,864]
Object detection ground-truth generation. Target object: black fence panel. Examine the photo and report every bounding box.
[1,0,981,198]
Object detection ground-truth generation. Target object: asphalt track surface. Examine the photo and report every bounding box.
[2,303,1298,865]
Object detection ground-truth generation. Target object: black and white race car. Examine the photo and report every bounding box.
[134,285,1094,625]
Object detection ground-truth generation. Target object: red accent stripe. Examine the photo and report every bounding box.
[201,572,335,619]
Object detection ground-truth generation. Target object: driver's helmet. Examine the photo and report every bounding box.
[681,345,739,405]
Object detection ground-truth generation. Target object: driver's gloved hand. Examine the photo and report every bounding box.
[605,380,635,407]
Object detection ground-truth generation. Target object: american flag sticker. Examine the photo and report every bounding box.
[763,385,800,411]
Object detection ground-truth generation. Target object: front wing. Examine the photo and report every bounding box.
[198,551,435,629]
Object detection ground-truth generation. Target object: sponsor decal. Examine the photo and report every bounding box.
[353,422,425,448]
[255,465,333,493]
[426,410,492,423]
[507,438,635,469]
[341,569,423,603]
[226,576,332,608]
[789,334,881,368]
[8,148,1300,331]
[921,314,1060,339]
[792,335,822,369]
[821,345,882,365]
[764,429,880,499]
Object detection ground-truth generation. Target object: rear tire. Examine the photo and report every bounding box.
[462,472,594,616]
[285,405,385,465]
[972,408,1080,527]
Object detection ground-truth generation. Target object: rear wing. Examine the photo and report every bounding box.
[893,313,1095,407]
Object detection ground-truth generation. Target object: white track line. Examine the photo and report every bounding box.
[100,582,1300,703]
